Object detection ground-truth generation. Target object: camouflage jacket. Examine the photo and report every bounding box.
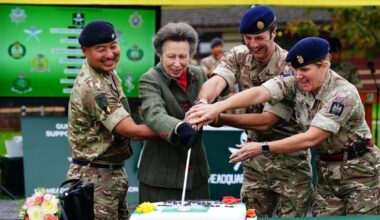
[212,44,301,144]
[263,70,372,154]
[200,55,220,78]
[331,60,362,89]
[138,62,210,189]
[68,61,132,163]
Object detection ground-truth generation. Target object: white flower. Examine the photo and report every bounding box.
[27,206,43,220]
[41,198,58,215]
[43,193,53,201]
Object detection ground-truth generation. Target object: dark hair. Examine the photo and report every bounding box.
[269,21,277,39]
[153,22,198,57]
[328,37,341,52]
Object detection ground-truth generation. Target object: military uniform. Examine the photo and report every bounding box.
[331,60,362,89]
[201,54,240,114]
[263,69,380,215]
[67,61,132,220]
[138,63,210,202]
[213,44,312,217]
[200,55,220,79]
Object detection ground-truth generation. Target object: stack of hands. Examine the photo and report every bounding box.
[177,101,263,163]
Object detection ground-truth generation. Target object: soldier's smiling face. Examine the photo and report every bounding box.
[295,62,329,94]
[82,40,120,73]
[243,30,276,64]
[160,40,190,78]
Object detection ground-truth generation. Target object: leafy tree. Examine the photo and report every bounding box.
[332,7,380,58]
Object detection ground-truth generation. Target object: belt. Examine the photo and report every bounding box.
[72,159,124,170]
[319,140,373,162]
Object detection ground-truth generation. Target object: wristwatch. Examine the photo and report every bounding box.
[261,142,270,157]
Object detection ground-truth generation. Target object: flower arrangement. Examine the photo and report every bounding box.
[221,195,241,204]
[246,208,257,218]
[19,188,61,220]
[135,202,156,214]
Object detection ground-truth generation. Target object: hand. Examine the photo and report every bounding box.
[176,122,197,150]
[186,102,224,126]
[229,142,262,163]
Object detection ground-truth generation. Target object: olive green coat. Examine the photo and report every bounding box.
[138,62,210,191]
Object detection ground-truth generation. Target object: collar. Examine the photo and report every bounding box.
[155,62,197,86]
[85,61,115,78]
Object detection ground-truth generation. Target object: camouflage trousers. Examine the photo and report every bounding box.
[241,152,313,217]
[312,149,380,216]
[67,163,129,220]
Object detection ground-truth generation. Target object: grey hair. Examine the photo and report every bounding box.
[153,22,199,57]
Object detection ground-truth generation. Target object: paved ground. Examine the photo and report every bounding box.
[0,200,23,220]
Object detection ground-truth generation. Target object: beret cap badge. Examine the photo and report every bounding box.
[257,21,264,30]
[297,55,304,64]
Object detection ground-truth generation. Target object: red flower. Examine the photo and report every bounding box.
[222,196,241,204]
[246,209,256,217]
[34,196,43,205]
[43,214,58,220]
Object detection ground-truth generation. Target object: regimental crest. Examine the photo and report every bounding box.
[329,101,344,116]
[126,45,144,61]
[129,12,143,28]
[297,55,304,64]
[95,94,110,114]
[24,25,43,42]
[31,54,50,72]
[8,41,26,59]
[72,13,84,27]
[12,73,32,94]
[257,21,264,30]
[9,7,27,25]
[124,73,135,93]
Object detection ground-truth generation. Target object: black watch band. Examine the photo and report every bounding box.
[261,141,270,157]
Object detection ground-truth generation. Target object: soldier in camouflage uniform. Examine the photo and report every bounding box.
[67,21,156,220]
[188,6,313,217]
[200,37,224,78]
[328,37,362,89]
[138,22,210,203]
[190,37,380,216]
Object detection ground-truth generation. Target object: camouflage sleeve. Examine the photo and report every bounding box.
[311,89,360,134]
[82,84,130,132]
[211,48,239,92]
[263,101,293,122]
[200,57,208,70]
[262,74,297,104]
[139,71,181,143]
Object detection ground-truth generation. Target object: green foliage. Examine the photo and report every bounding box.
[285,20,320,38]
[332,7,380,58]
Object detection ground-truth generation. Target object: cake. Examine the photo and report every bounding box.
[130,200,257,220]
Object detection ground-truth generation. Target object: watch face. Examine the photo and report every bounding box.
[262,143,270,156]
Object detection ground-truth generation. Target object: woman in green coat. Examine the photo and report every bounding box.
[137,22,210,203]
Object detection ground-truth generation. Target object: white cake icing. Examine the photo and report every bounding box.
[130,200,257,220]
